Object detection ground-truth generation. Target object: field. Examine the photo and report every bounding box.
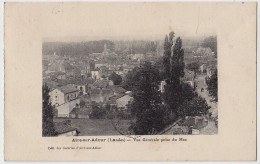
[54,118,131,136]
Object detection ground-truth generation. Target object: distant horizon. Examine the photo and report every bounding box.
[43,33,216,43]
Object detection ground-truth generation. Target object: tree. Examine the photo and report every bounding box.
[180,82,198,102]
[186,62,200,77]
[42,84,57,136]
[201,36,217,57]
[206,69,218,102]
[121,67,141,90]
[90,105,107,119]
[128,61,166,135]
[109,72,122,85]
[163,32,185,115]
[162,35,171,79]
[177,96,210,117]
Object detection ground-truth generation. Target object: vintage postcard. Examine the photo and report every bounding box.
[4,2,256,161]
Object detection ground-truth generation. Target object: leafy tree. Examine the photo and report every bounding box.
[153,57,165,80]
[109,72,122,85]
[180,82,198,102]
[42,84,57,136]
[163,32,185,115]
[177,96,210,117]
[121,67,141,90]
[186,62,200,77]
[206,69,218,102]
[128,61,165,135]
[162,35,171,79]
[90,105,107,119]
[201,36,217,57]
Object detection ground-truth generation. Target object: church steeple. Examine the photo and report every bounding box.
[103,43,109,56]
[104,44,107,52]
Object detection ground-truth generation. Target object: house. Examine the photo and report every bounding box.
[181,116,208,130]
[68,78,94,95]
[200,64,206,73]
[89,53,103,59]
[196,47,213,57]
[108,86,126,95]
[69,107,92,119]
[91,69,100,80]
[89,88,114,103]
[55,98,80,117]
[93,80,110,89]
[46,60,66,73]
[116,95,133,110]
[49,85,80,117]
[49,71,66,80]
[181,70,195,88]
[49,85,80,106]
[47,61,81,78]
[206,67,213,78]
[54,121,79,136]
[43,80,60,90]
[95,61,108,69]
[159,80,166,93]
[65,65,81,77]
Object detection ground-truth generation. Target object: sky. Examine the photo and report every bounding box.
[41,2,217,42]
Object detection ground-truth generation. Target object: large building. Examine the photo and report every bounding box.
[49,85,80,117]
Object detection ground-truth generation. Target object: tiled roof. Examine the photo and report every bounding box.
[181,117,196,127]
[68,77,94,85]
[70,107,92,115]
[43,80,59,89]
[54,121,77,134]
[108,86,126,94]
[57,85,78,94]
[49,71,66,76]
[90,89,101,94]
[116,95,132,102]
[93,80,109,88]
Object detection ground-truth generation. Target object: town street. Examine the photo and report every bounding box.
[195,74,218,134]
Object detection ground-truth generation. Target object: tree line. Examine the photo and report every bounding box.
[125,32,211,135]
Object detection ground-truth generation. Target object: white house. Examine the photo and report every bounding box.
[200,64,206,73]
[159,80,166,93]
[116,95,133,110]
[91,69,100,80]
[49,85,80,117]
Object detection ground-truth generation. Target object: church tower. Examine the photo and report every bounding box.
[102,43,109,56]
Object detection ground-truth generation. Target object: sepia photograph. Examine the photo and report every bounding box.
[4,2,256,161]
[42,33,218,136]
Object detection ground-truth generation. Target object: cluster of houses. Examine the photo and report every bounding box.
[43,44,141,120]
[163,116,209,135]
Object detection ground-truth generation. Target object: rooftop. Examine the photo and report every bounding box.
[93,80,109,88]
[108,86,126,94]
[70,107,92,115]
[54,121,77,135]
[57,85,79,94]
